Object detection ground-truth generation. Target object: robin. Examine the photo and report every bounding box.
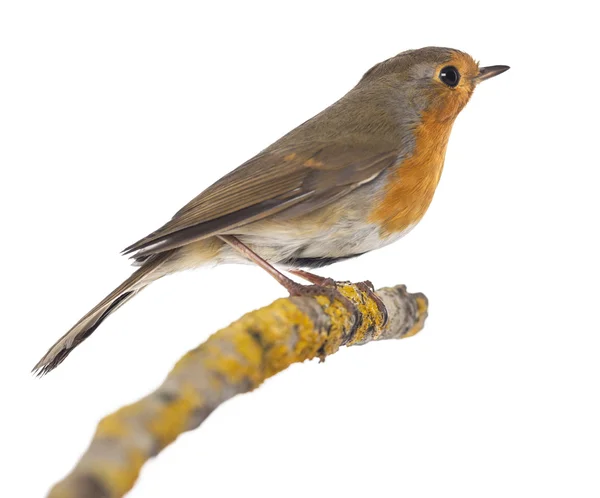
[33,46,509,375]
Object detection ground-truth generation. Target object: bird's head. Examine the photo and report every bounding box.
[360,47,509,123]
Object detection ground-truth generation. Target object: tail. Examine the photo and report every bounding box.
[32,252,173,376]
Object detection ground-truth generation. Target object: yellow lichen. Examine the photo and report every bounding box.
[188,298,332,388]
[230,328,264,368]
[47,284,426,498]
[309,294,346,356]
[336,284,383,346]
[85,456,144,497]
[96,411,135,439]
[203,349,257,386]
[147,382,204,448]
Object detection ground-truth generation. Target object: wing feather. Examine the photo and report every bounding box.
[123,141,398,258]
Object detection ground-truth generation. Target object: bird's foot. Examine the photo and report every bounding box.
[283,275,358,328]
[354,280,388,329]
[288,270,388,329]
[284,280,354,311]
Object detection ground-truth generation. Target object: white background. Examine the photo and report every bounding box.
[1,1,599,497]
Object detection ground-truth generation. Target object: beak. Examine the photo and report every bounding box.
[476,65,510,83]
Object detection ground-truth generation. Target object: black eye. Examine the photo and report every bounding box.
[439,66,460,87]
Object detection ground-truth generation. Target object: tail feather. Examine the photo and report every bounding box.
[32,252,172,376]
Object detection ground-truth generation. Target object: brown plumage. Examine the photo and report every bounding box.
[33,47,509,376]
[123,142,400,258]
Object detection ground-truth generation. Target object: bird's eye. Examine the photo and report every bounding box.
[439,66,460,87]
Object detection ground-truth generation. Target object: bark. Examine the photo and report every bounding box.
[47,283,428,498]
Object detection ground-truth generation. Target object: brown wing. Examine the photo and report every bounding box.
[123,141,398,258]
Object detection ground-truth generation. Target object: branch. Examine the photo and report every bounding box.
[47,282,428,498]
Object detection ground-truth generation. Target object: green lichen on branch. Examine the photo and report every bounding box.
[47,283,428,498]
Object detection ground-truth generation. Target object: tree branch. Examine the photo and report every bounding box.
[47,283,428,498]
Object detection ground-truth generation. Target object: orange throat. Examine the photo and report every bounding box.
[369,111,455,237]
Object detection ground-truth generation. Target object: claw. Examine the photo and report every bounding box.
[286,281,358,325]
[355,281,388,329]
[288,270,387,329]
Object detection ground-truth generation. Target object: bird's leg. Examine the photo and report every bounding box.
[291,270,388,329]
[218,235,357,317]
[218,235,300,291]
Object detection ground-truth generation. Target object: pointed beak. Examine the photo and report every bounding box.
[476,65,510,83]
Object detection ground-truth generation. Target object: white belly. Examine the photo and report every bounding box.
[217,220,415,266]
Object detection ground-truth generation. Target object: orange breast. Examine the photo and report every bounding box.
[369,109,455,236]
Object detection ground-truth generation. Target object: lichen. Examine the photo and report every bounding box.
[47,283,427,498]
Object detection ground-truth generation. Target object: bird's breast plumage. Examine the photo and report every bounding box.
[368,107,455,236]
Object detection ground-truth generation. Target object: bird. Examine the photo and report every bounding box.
[33,46,509,376]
